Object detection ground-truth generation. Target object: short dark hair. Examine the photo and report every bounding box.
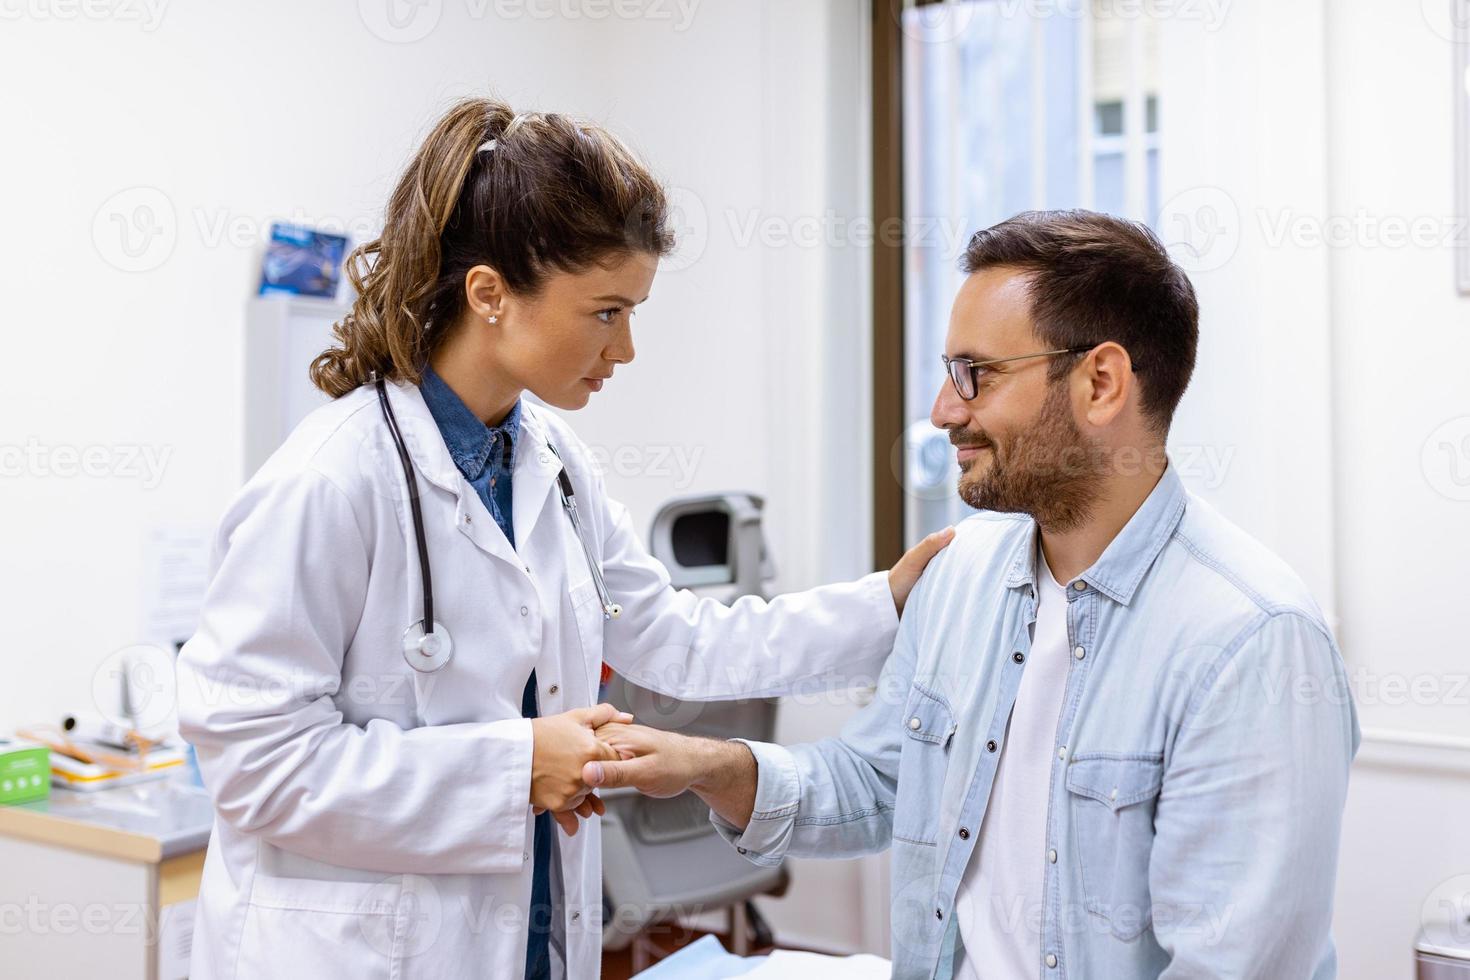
[962,209,1199,433]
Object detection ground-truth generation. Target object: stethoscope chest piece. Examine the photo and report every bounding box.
[402,620,454,673]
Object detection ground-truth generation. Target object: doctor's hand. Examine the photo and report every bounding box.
[888,526,956,615]
[529,703,632,837]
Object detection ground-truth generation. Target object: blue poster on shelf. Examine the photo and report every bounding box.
[258,223,349,299]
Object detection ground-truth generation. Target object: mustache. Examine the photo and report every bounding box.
[949,430,993,449]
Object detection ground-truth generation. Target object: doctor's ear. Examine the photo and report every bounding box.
[463,264,510,324]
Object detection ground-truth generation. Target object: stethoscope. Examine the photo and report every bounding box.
[376,377,622,675]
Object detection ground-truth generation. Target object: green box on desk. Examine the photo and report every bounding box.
[0,744,51,805]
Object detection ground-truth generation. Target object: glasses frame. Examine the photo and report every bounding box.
[939,345,1097,401]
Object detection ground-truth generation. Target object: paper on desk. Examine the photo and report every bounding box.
[633,934,767,978]
[744,948,891,979]
[631,934,891,980]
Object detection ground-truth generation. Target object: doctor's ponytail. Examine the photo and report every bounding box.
[310,97,674,398]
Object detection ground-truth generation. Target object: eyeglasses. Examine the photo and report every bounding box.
[940,346,1096,401]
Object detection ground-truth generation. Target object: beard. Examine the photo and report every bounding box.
[954,381,1101,532]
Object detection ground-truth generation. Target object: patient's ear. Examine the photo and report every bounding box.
[1079,341,1133,428]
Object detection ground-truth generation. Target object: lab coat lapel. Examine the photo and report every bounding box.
[378,379,521,568]
[512,404,562,554]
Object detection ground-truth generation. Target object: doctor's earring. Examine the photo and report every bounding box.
[487,314,499,325]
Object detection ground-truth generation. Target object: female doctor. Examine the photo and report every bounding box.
[175,97,951,980]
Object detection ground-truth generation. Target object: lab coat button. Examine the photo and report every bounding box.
[464,514,471,524]
[737,847,748,855]
[908,717,922,731]
[520,606,529,616]
[548,685,559,695]
[1047,953,1058,968]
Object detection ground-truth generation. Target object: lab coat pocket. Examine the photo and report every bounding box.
[892,684,955,847]
[569,577,605,701]
[1066,753,1164,942]
[239,872,413,979]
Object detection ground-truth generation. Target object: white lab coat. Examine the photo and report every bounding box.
[175,378,898,980]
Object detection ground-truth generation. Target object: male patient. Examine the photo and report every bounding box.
[584,210,1360,980]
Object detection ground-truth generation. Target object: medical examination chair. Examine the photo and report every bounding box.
[600,493,789,970]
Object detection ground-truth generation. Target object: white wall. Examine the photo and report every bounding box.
[1325,3,1470,977]
[0,0,880,957]
[1160,2,1470,977]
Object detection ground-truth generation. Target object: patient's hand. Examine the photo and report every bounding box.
[586,723,761,830]
[888,526,955,615]
[584,723,700,798]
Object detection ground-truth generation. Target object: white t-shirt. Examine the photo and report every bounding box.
[954,544,1072,980]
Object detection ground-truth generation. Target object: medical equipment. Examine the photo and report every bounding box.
[375,377,620,675]
[0,742,49,805]
[1417,887,1470,978]
[600,493,785,966]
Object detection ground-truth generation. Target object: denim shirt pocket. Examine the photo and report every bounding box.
[1065,752,1164,941]
[892,684,956,847]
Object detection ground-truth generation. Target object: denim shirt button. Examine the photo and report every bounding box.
[1013,651,1025,664]
[1048,848,1058,863]
[1046,953,1058,968]
[958,827,970,840]
[986,739,998,753]
[909,717,922,731]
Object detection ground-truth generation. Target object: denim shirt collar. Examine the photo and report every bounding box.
[1001,461,1187,606]
[418,365,521,482]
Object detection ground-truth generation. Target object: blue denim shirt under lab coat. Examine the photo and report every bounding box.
[713,464,1361,980]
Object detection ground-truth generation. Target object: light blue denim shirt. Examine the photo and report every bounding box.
[713,463,1360,979]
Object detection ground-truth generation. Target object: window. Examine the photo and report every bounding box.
[896,0,1163,544]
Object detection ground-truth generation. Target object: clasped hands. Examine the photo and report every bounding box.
[529,703,733,836]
